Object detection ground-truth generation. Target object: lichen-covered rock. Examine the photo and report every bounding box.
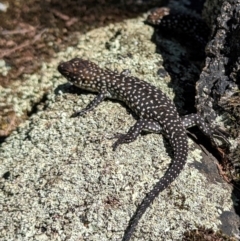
[0,11,237,241]
[197,0,240,181]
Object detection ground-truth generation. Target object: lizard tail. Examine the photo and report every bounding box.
[122,129,188,241]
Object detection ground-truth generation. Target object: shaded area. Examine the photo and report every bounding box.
[145,5,209,114]
[196,0,240,222]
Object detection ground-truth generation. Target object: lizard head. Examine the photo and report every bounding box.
[58,58,103,92]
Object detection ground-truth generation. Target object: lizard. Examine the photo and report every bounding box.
[58,58,227,241]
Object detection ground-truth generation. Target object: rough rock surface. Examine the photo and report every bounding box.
[0,1,239,241]
[198,0,240,181]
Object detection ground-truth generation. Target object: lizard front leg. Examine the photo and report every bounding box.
[71,91,108,117]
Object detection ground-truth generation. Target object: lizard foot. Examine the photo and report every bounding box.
[112,133,132,151]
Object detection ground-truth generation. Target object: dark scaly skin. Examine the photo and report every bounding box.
[58,58,225,241]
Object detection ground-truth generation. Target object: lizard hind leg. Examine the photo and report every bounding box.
[181,113,230,146]
[112,119,162,150]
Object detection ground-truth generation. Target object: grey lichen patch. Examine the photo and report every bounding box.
[0,12,234,241]
[0,104,233,241]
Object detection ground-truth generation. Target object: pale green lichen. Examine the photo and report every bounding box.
[0,12,235,241]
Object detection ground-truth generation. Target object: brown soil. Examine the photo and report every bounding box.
[0,0,160,86]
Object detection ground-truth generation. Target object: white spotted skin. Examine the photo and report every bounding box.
[58,58,190,241]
